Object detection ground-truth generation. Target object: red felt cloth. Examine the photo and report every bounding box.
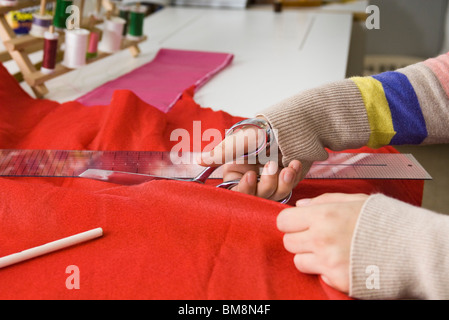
[0,62,423,300]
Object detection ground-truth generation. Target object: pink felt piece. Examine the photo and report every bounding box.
[76,48,234,112]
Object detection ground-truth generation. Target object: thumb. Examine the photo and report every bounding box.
[197,126,265,167]
[196,138,227,167]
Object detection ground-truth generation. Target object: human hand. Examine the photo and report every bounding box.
[276,193,369,293]
[197,117,302,202]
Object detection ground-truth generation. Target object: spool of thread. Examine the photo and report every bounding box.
[127,5,146,41]
[274,0,282,12]
[63,28,90,69]
[29,14,53,38]
[118,5,130,36]
[53,0,73,30]
[41,28,59,74]
[99,17,126,53]
[86,31,99,59]
[0,0,18,6]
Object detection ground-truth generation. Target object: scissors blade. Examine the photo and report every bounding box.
[79,169,190,185]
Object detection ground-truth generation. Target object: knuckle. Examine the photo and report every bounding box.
[312,233,333,249]
[282,234,298,253]
[312,193,332,202]
[309,224,335,249]
[260,182,278,198]
[293,254,311,273]
[321,251,344,270]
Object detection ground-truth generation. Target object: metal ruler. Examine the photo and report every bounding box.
[0,149,432,180]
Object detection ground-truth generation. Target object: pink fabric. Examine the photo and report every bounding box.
[76,48,234,112]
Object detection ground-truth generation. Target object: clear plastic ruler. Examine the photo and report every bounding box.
[0,149,432,180]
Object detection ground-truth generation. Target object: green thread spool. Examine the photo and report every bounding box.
[127,6,146,41]
[53,0,73,30]
[118,6,130,36]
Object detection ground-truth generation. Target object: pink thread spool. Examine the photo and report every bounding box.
[41,28,59,74]
[86,31,99,59]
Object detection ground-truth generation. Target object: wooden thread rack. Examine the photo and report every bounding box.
[0,0,147,98]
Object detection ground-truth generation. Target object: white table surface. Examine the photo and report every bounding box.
[3,5,354,118]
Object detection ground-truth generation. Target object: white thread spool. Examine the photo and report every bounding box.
[0,0,18,6]
[62,28,90,69]
[29,14,53,38]
[98,17,126,53]
[30,0,52,38]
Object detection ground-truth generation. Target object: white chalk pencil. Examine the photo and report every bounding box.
[0,227,103,269]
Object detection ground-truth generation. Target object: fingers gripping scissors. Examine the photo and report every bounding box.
[193,118,292,203]
[80,118,292,204]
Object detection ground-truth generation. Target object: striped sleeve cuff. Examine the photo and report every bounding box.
[350,52,449,148]
[259,79,371,170]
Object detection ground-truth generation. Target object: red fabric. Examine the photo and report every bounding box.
[0,62,423,300]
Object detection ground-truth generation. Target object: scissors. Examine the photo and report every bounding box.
[80,118,292,204]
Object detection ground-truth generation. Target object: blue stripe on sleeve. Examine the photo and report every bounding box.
[372,71,428,145]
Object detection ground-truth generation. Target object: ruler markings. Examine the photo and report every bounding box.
[48,150,58,176]
[28,149,41,176]
[36,150,46,176]
[0,150,432,180]
[313,163,387,167]
[16,150,30,176]
[137,152,140,173]
[57,151,66,176]
[49,150,61,176]
[41,151,52,176]
[26,150,37,176]
[16,150,29,176]
[54,150,64,176]
[0,151,13,175]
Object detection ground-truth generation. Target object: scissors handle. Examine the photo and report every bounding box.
[195,118,292,204]
[225,117,274,160]
[193,118,272,184]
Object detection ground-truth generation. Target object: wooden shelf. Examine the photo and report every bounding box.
[26,36,147,87]
[0,0,55,14]
[0,0,144,98]
[4,34,43,51]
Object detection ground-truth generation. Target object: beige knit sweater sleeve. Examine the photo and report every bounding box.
[258,54,449,299]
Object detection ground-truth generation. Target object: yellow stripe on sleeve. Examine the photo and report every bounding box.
[350,76,396,148]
